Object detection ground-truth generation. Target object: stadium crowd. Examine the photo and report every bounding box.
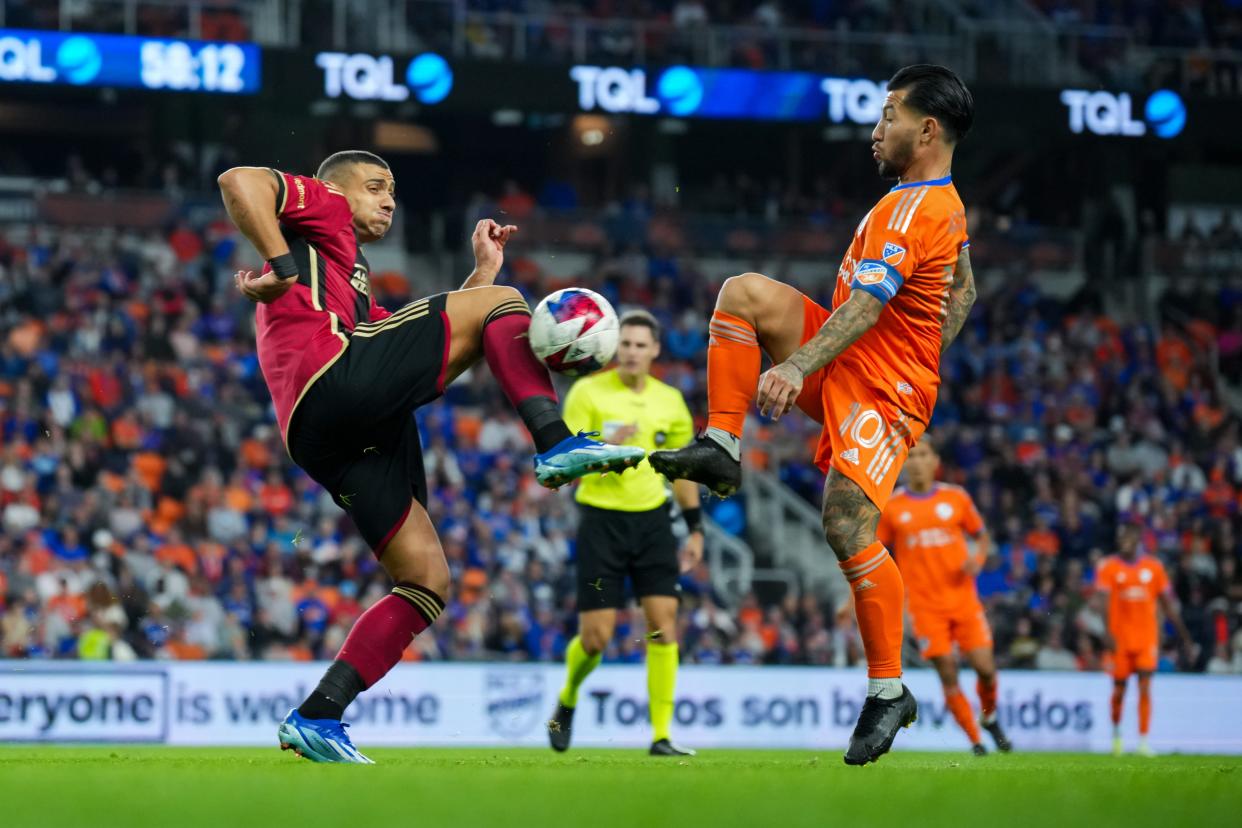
[1,180,1241,677]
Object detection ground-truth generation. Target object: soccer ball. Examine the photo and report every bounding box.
[528,288,619,377]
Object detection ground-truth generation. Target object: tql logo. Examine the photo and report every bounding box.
[0,34,101,85]
[1060,88,1186,139]
[316,51,452,103]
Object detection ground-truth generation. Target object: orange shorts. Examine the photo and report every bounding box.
[910,603,993,660]
[795,296,926,510]
[1111,646,1158,680]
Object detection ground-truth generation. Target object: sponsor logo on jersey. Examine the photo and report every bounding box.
[350,264,371,297]
[882,241,906,266]
[853,261,888,285]
[840,447,860,465]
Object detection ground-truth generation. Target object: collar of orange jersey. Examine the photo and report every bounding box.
[904,483,941,500]
[891,175,953,191]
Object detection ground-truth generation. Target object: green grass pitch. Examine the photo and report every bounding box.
[2,747,1240,828]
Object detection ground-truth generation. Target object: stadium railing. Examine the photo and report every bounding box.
[743,470,849,610]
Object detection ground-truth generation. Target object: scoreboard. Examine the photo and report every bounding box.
[0,29,260,94]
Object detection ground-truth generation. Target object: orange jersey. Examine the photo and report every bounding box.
[877,483,984,614]
[1096,555,1170,650]
[832,177,968,425]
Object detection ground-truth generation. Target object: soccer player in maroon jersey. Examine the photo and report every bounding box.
[218,150,643,762]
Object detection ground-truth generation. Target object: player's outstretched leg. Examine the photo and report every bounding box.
[966,648,1011,752]
[281,502,448,763]
[932,655,984,754]
[1136,673,1155,756]
[649,273,807,497]
[821,470,916,765]
[443,287,644,487]
[644,596,694,757]
[1110,678,1127,755]
[548,633,603,752]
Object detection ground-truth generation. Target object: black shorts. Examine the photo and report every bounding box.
[287,294,449,554]
[575,503,680,611]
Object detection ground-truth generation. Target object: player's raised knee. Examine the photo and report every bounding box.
[719,272,769,304]
[483,284,525,307]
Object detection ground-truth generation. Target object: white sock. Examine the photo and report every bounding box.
[867,678,903,700]
[705,427,741,462]
[1113,725,1122,738]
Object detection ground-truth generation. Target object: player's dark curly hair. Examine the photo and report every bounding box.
[316,150,390,182]
[887,65,974,144]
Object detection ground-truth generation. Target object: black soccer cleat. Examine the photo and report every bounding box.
[971,743,988,757]
[649,738,696,757]
[982,718,1013,753]
[547,703,575,752]
[648,435,742,498]
[843,685,918,766]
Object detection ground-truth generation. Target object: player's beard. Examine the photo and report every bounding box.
[876,135,915,180]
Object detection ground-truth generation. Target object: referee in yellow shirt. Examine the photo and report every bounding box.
[547,309,703,756]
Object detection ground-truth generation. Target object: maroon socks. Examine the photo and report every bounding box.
[298,582,444,720]
[481,302,572,452]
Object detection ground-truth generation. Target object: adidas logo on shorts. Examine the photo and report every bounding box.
[840,447,861,465]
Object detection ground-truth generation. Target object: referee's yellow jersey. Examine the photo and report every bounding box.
[563,368,695,512]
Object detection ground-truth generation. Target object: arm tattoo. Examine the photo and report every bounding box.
[940,248,976,354]
[786,291,883,377]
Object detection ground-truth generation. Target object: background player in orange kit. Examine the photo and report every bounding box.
[651,64,977,765]
[1096,520,1192,757]
[878,435,1012,756]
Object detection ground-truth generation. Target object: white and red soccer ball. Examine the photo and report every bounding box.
[528,287,619,377]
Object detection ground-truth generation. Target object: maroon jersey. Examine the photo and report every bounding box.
[255,170,392,442]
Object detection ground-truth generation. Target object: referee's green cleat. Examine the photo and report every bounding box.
[534,431,645,489]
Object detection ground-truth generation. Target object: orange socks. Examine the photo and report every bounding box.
[945,687,982,745]
[1138,676,1152,735]
[977,675,997,721]
[839,542,904,679]
[707,310,760,438]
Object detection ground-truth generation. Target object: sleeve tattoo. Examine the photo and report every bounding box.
[786,291,883,377]
[940,247,976,354]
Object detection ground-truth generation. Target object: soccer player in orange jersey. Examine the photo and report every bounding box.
[877,435,1011,756]
[1096,520,1191,757]
[651,65,976,764]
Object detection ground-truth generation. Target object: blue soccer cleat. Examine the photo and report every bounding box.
[278,708,374,764]
[534,431,646,489]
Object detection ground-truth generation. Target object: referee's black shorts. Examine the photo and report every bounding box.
[287,294,449,555]
[575,502,680,611]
